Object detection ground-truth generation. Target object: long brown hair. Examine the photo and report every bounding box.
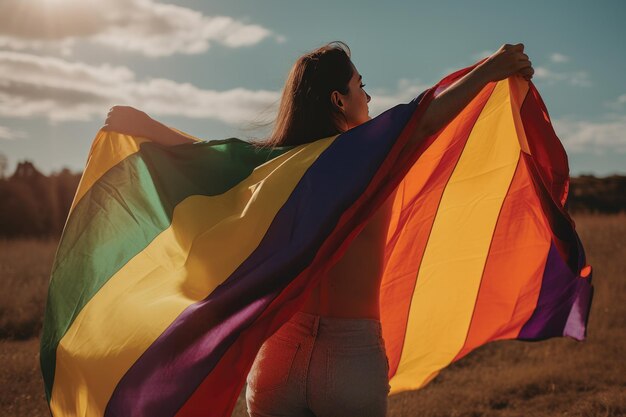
[249,41,354,149]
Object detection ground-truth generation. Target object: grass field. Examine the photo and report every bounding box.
[1,214,624,417]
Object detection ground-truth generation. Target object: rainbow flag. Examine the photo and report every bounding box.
[40,62,593,416]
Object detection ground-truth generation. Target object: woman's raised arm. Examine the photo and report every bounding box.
[101,106,197,146]
[409,43,534,148]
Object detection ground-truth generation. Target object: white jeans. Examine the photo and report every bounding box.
[246,311,390,417]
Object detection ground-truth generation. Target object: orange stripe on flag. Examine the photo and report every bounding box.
[380,82,497,377]
[452,155,551,362]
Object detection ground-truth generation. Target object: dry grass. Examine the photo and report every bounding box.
[0,339,48,417]
[0,238,57,339]
[0,214,624,416]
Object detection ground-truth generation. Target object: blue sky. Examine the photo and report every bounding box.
[0,0,624,176]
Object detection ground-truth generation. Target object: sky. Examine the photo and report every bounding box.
[0,0,624,177]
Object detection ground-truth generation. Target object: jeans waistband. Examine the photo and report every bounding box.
[286,311,382,335]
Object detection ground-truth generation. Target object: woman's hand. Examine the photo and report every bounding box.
[101,105,157,138]
[101,105,198,146]
[404,42,533,153]
[477,43,534,83]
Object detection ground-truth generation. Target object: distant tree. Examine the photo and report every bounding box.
[51,167,81,234]
[0,161,84,237]
[10,161,55,235]
[568,175,626,214]
[0,178,42,236]
[0,152,7,179]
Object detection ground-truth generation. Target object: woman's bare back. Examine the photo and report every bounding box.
[300,188,397,320]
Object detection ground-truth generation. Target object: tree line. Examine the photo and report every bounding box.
[0,156,624,238]
[0,160,81,238]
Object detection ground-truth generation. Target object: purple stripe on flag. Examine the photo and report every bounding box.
[563,276,593,340]
[563,228,593,340]
[518,240,592,341]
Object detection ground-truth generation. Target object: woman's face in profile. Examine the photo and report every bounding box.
[340,62,372,130]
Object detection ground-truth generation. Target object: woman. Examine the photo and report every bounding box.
[103,41,533,416]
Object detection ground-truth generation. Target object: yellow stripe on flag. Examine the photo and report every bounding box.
[69,127,202,216]
[69,131,150,215]
[390,80,522,392]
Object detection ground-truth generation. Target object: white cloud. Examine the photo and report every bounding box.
[549,53,570,63]
[0,124,26,140]
[604,93,626,110]
[533,66,591,87]
[0,51,280,124]
[0,51,434,126]
[368,78,431,117]
[0,0,283,57]
[553,114,626,154]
